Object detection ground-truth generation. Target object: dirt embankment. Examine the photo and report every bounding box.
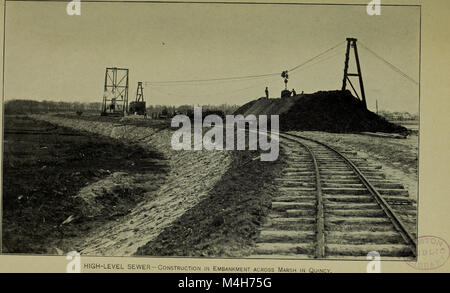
[235,96,301,116]
[235,90,407,134]
[29,114,234,256]
[136,148,283,257]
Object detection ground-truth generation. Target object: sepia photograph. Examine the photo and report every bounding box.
[2,0,422,265]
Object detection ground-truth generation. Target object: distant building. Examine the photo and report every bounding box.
[379,111,417,121]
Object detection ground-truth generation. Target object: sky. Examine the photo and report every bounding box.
[3,1,420,113]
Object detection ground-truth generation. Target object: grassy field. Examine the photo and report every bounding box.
[2,115,167,254]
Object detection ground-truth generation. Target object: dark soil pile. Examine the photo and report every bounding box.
[233,99,259,115]
[235,90,407,134]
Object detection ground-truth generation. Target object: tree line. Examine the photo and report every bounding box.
[5,99,241,116]
[4,100,102,114]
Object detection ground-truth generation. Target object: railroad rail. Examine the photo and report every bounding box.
[251,132,417,260]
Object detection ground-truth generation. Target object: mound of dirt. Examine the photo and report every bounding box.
[33,114,235,256]
[135,148,282,257]
[235,96,301,116]
[235,90,407,134]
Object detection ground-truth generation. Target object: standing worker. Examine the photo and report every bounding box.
[265,87,269,99]
[292,89,297,96]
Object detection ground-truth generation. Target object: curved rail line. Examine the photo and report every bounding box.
[252,132,417,259]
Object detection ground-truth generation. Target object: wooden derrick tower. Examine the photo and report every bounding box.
[342,38,367,109]
[129,82,147,115]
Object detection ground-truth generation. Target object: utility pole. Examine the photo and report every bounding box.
[342,38,367,109]
[376,100,379,115]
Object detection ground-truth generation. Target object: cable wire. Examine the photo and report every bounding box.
[288,41,345,73]
[144,41,345,85]
[359,42,419,85]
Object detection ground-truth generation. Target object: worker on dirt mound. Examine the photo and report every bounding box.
[292,89,297,96]
[265,87,269,99]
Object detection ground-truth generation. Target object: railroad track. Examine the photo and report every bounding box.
[251,132,417,260]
